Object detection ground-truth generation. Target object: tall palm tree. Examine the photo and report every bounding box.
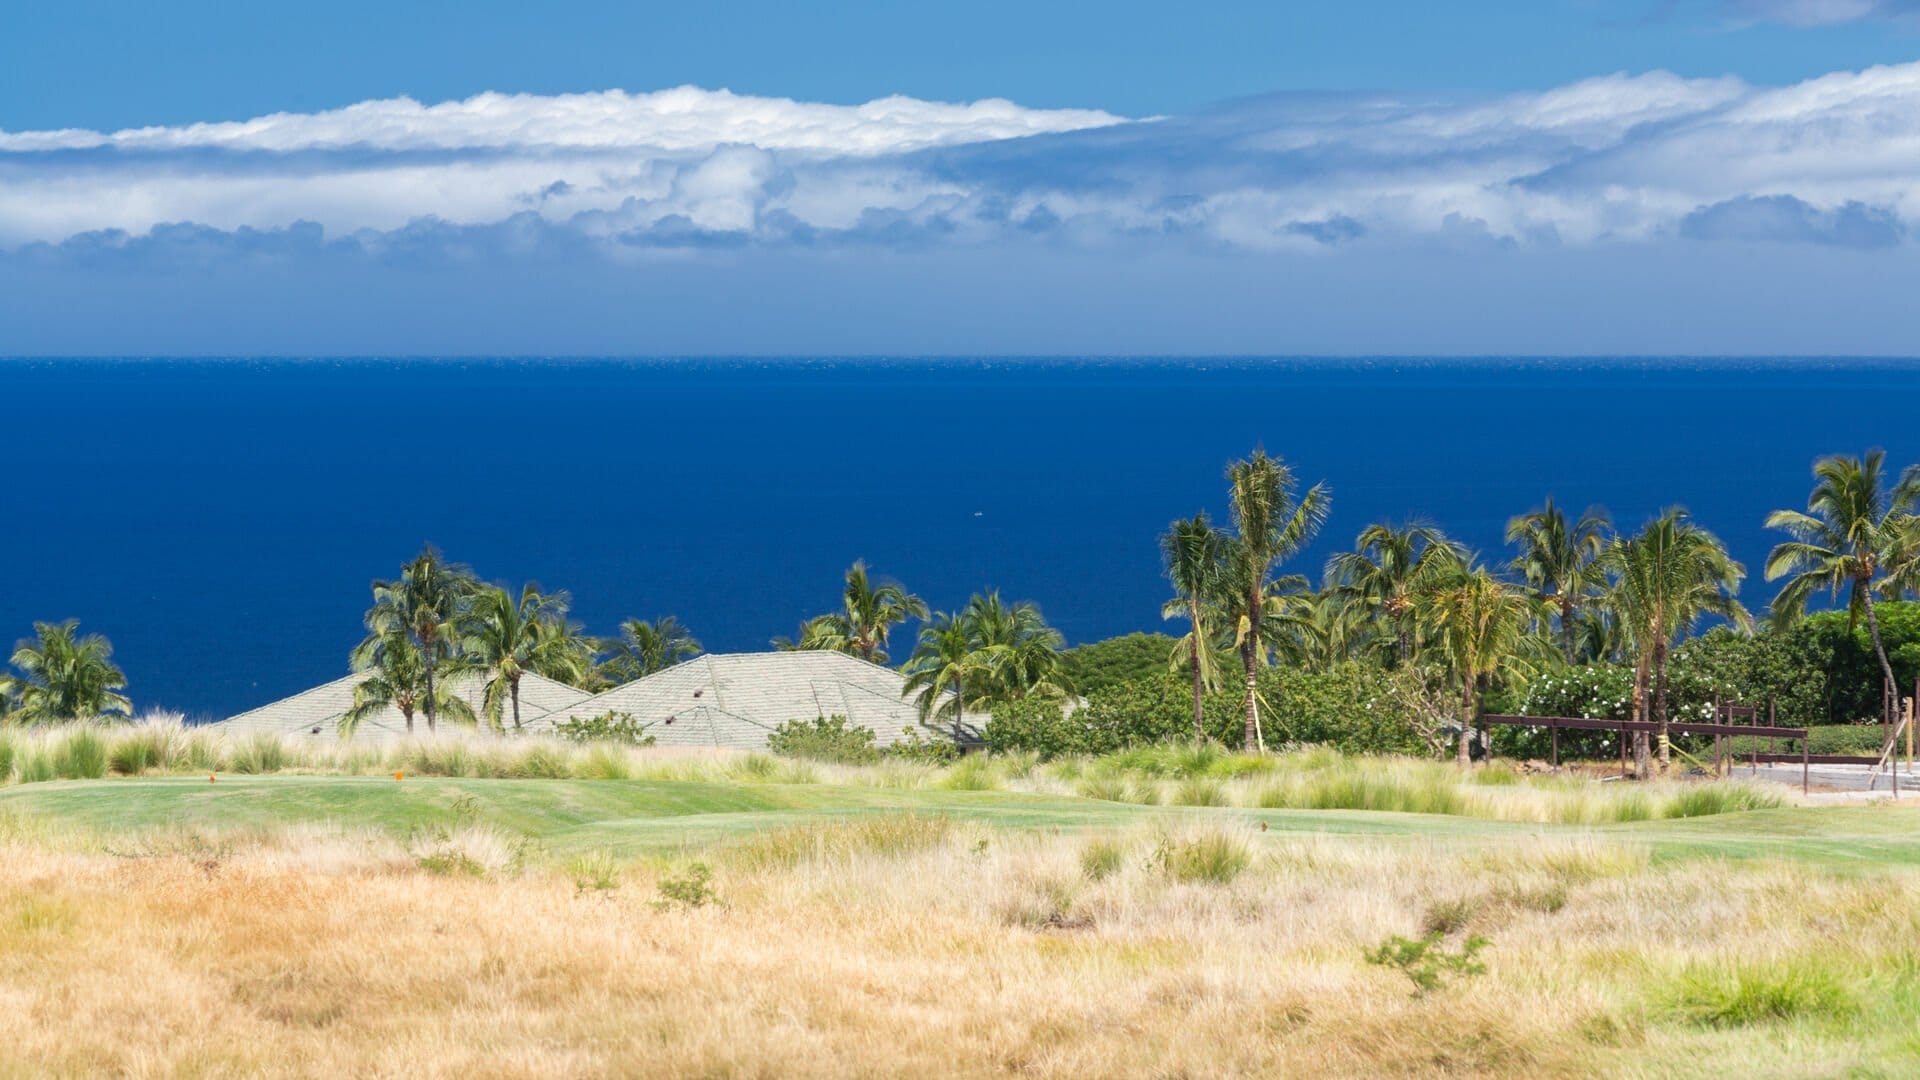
[1223,450,1330,751]
[1766,451,1920,730]
[463,583,581,732]
[1506,498,1611,664]
[789,561,929,664]
[6,620,131,724]
[1427,567,1540,768]
[1161,512,1227,739]
[1608,509,1750,774]
[362,545,477,732]
[598,616,702,685]
[1324,520,1464,666]
[901,612,999,735]
[343,631,476,736]
[962,591,1072,703]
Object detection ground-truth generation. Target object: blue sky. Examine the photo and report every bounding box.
[6,1,1920,354]
[8,1,1920,125]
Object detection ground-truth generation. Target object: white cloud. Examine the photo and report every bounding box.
[7,64,1920,251]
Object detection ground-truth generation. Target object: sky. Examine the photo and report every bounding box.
[6,1,1920,354]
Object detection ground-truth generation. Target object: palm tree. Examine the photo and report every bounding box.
[343,631,476,736]
[1608,510,1750,774]
[789,561,928,664]
[902,611,998,734]
[1766,451,1920,731]
[463,583,583,732]
[1325,521,1464,666]
[1161,512,1228,739]
[771,617,832,651]
[6,620,131,723]
[362,545,477,732]
[962,591,1072,703]
[1506,498,1611,664]
[1427,567,1540,768]
[1223,450,1330,751]
[598,616,701,685]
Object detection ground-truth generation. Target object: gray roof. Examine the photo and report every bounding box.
[527,651,986,749]
[212,670,594,743]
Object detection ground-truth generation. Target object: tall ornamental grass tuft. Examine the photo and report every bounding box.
[53,729,110,780]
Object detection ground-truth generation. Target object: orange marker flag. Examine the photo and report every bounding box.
[393,771,405,781]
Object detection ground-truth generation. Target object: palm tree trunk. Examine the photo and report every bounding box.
[1457,680,1474,769]
[1560,598,1577,665]
[1654,637,1671,774]
[1242,587,1262,752]
[1631,654,1651,780]
[403,706,415,736]
[1188,599,1206,741]
[952,674,965,740]
[1240,641,1260,752]
[422,619,438,732]
[511,676,522,732]
[1861,582,1903,730]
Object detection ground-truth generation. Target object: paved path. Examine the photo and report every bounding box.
[1737,762,1919,795]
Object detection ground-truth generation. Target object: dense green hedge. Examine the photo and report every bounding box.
[1059,633,1179,696]
[987,664,1431,759]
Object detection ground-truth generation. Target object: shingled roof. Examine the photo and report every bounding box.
[212,670,594,743]
[526,651,985,749]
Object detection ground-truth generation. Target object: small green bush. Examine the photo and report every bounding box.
[653,863,719,911]
[550,710,657,747]
[1366,932,1490,996]
[767,715,878,765]
[888,728,960,765]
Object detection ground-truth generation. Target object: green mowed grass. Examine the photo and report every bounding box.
[3,774,1918,865]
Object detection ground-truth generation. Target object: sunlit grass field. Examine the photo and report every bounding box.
[0,725,1917,1076]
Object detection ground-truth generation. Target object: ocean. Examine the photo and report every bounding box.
[5,357,1916,718]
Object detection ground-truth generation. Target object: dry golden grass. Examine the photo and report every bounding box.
[0,812,1914,1078]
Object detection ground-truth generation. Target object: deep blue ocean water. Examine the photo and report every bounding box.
[5,357,1917,718]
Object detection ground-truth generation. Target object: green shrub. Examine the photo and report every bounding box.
[887,728,960,765]
[767,715,878,765]
[0,733,15,782]
[550,710,656,746]
[653,863,719,911]
[1366,932,1490,996]
[1060,633,1179,696]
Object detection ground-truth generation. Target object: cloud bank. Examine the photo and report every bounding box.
[4,62,1920,258]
